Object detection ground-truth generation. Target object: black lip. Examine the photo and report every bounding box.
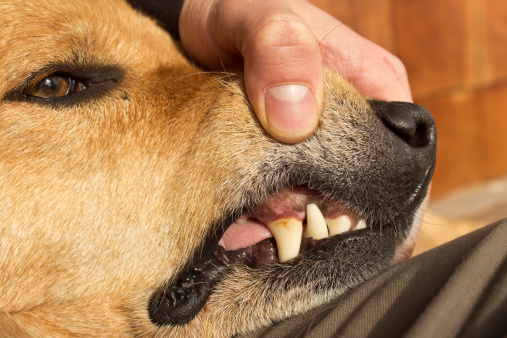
[147,205,248,326]
[262,229,395,292]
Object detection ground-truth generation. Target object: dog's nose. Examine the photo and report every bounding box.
[370,100,436,148]
[370,100,437,180]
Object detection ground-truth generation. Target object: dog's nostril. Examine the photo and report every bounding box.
[370,100,435,148]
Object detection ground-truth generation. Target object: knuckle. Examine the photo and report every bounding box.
[384,52,408,79]
[252,12,316,51]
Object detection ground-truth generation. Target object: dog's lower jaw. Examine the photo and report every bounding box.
[151,190,432,338]
[170,231,396,337]
[192,207,428,338]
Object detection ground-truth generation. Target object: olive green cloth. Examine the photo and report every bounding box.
[239,219,507,338]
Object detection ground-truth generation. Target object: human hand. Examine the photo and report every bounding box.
[179,0,412,143]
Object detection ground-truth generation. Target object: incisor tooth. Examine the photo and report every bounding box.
[325,215,351,236]
[304,204,329,240]
[356,219,367,230]
[267,218,303,263]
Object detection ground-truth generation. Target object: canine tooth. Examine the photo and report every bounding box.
[304,204,329,240]
[267,218,303,263]
[356,219,367,230]
[325,215,351,236]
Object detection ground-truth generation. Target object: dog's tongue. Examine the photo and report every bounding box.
[218,219,273,251]
[217,186,310,252]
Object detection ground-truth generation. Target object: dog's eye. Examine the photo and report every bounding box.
[27,74,86,98]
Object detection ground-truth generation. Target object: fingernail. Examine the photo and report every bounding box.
[265,84,318,138]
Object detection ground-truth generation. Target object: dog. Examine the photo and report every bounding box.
[0,0,436,336]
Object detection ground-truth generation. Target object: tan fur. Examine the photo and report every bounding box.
[0,1,427,336]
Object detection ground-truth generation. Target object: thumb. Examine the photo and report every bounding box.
[241,11,324,144]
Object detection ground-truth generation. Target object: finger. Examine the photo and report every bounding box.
[179,0,239,68]
[292,0,412,102]
[322,27,413,102]
[241,9,323,143]
[181,0,324,143]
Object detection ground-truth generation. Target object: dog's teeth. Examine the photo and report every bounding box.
[325,215,351,236]
[356,219,367,230]
[267,218,303,263]
[304,204,329,240]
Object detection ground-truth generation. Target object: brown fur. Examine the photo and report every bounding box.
[0,1,434,336]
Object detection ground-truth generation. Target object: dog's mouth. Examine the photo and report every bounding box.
[148,183,423,326]
[216,185,368,265]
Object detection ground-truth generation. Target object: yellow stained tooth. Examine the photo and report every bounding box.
[356,219,367,230]
[304,204,329,240]
[267,218,303,263]
[325,215,351,236]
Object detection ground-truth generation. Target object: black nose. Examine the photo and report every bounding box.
[370,100,436,149]
[370,99,437,183]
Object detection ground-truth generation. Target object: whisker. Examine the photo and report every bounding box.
[167,71,236,86]
[219,59,235,84]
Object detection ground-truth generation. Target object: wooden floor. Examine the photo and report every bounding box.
[414,175,507,255]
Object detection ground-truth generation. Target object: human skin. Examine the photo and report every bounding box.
[179,0,412,143]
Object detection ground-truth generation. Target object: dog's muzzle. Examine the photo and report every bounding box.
[148,100,437,327]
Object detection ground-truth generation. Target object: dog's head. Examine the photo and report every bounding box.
[0,0,436,336]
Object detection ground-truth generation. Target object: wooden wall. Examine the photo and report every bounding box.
[311,0,507,197]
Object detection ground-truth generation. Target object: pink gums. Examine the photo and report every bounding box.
[218,186,354,251]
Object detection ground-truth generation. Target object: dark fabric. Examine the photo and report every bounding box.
[126,0,185,39]
[239,219,507,338]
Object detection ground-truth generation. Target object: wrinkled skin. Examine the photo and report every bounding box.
[0,0,435,336]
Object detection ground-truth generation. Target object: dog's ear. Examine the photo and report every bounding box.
[125,0,182,39]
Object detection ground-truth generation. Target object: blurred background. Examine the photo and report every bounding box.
[311,0,507,254]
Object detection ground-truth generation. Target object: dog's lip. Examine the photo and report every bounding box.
[217,185,362,252]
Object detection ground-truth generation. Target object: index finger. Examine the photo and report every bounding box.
[292,0,412,102]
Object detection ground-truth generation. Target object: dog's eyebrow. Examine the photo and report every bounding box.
[3,62,124,107]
